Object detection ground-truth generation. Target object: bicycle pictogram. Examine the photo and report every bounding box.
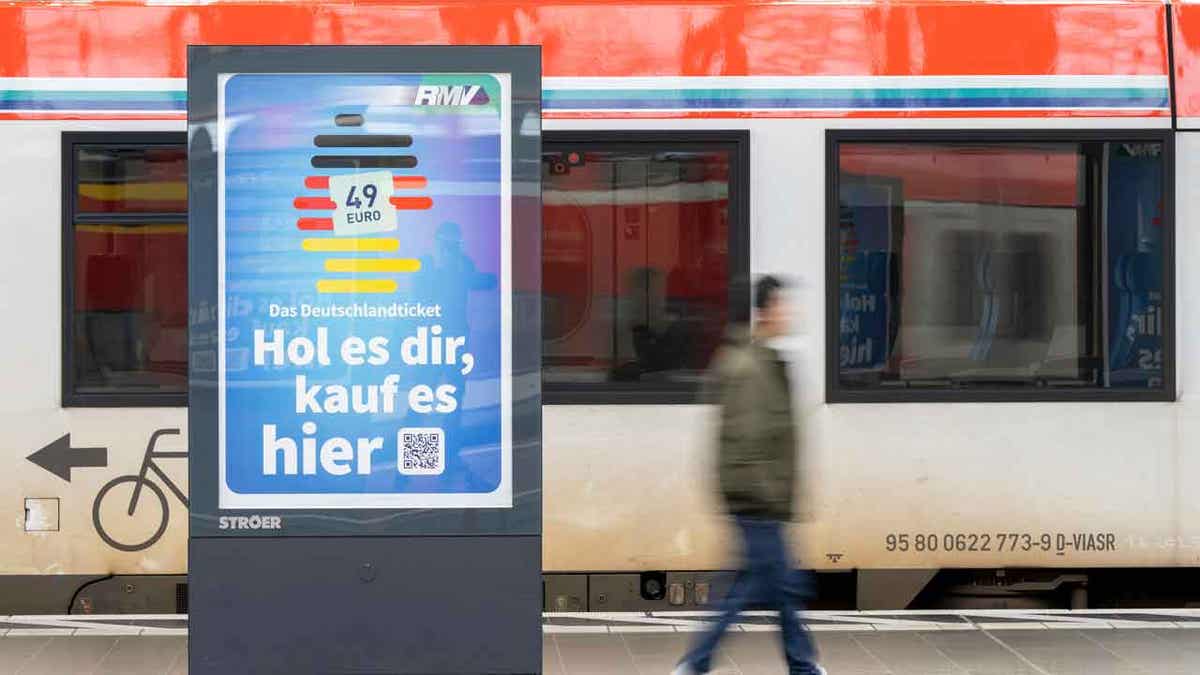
[92,428,188,552]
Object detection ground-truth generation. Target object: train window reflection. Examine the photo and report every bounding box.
[72,223,188,397]
[833,137,1169,398]
[75,146,188,214]
[64,135,189,407]
[542,144,736,398]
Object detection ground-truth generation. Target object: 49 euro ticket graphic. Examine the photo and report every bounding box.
[217,73,512,509]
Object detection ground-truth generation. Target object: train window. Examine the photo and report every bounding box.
[75,146,187,213]
[542,132,750,403]
[827,131,1174,403]
[63,133,188,407]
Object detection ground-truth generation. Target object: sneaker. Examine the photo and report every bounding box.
[671,663,699,675]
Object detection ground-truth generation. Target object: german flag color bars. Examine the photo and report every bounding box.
[293,117,429,293]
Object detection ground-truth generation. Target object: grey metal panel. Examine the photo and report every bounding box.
[0,575,102,615]
[585,572,738,612]
[587,574,642,612]
[543,575,588,612]
[189,536,541,674]
[66,575,187,614]
[856,569,938,610]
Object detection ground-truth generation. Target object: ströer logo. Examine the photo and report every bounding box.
[219,515,283,530]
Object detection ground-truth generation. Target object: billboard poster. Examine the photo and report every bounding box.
[218,73,511,509]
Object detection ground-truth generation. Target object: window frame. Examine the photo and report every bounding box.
[825,128,1176,404]
[61,131,189,408]
[542,130,751,405]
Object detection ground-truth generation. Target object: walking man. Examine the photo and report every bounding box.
[675,275,824,675]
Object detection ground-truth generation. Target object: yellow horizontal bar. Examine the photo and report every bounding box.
[76,224,187,235]
[79,182,187,202]
[324,258,422,273]
[302,238,399,253]
[316,279,398,294]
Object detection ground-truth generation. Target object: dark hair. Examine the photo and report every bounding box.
[754,274,786,311]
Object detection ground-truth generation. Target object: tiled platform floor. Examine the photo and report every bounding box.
[546,628,1200,674]
[4,611,1200,674]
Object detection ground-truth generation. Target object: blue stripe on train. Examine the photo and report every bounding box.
[0,99,188,111]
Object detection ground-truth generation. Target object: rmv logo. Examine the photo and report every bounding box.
[414,85,483,106]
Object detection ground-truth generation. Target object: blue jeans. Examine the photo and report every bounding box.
[681,517,818,674]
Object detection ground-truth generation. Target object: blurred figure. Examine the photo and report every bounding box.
[675,275,823,675]
[414,221,497,332]
[410,222,497,484]
[616,266,692,380]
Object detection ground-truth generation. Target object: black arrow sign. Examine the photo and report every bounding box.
[27,434,107,482]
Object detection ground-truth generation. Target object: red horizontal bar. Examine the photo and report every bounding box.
[392,176,429,189]
[295,195,431,211]
[304,176,429,189]
[390,196,433,210]
[294,196,336,210]
[297,217,333,231]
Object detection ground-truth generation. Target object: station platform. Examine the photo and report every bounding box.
[4,609,1200,673]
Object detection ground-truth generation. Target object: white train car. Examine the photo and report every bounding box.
[0,0,1197,613]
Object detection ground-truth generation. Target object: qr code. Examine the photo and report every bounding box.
[398,428,445,475]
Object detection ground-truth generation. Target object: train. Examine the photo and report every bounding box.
[2,0,1199,614]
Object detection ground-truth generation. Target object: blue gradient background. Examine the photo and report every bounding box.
[222,73,504,497]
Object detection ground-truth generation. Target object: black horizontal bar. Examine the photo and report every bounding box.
[311,155,418,169]
[314,134,413,148]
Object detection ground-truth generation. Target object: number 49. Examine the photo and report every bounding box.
[345,184,378,209]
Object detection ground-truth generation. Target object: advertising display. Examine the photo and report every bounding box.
[218,73,511,509]
[188,46,541,675]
